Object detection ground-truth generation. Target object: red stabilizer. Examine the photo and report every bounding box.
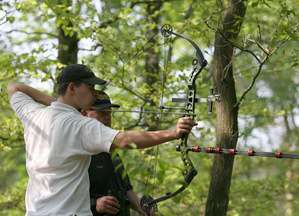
[215,147,222,154]
[205,147,214,153]
[228,149,237,155]
[192,145,201,152]
[247,148,255,156]
[275,151,283,158]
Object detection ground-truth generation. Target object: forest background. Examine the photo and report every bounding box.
[0,0,299,215]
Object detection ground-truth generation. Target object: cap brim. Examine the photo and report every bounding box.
[92,103,120,111]
[82,77,107,85]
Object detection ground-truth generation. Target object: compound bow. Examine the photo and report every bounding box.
[140,24,219,212]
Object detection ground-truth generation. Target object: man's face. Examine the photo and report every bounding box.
[86,108,112,127]
[72,83,96,110]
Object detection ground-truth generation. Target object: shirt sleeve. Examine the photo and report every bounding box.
[9,91,45,125]
[80,118,119,154]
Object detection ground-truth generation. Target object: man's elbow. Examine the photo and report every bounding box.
[7,83,20,97]
[112,132,137,150]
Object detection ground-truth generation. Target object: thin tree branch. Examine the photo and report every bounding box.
[235,38,289,108]
[205,20,261,63]
[122,84,153,104]
[124,103,146,130]
[184,0,195,20]
[205,19,294,110]
[234,58,266,109]
[247,38,269,55]
[4,29,58,38]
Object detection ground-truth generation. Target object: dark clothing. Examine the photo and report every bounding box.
[89,152,132,216]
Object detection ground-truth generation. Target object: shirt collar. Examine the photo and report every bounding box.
[50,101,81,114]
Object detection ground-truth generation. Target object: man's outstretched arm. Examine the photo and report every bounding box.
[7,83,55,106]
[111,117,196,150]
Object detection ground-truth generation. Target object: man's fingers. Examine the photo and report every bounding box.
[175,117,197,138]
[179,128,192,134]
[105,196,119,203]
[178,123,194,129]
[96,196,120,214]
[178,117,197,126]
[178,122,196,131]
[179,116,194,121]
[104,198,120,209]
[179,129,192,134]
[103,205,119,215]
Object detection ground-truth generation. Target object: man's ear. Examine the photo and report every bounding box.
[67,82,76,95]
[81,110,87,116]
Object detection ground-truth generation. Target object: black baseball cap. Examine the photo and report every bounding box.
[58,64,107,85]
[91,91,120,111]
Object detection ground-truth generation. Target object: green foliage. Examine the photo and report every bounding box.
[0,0,299,215]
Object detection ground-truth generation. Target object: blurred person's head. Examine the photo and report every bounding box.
[82,91,120,127]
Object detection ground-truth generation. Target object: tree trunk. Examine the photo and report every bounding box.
[283,113,294,216]
[57,26,79,65]
[52,0,79,94]
[144,1,162,130]
[205,1,246,215]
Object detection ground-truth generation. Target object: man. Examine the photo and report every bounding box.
[84,91,146,215]
[7,64,195,216]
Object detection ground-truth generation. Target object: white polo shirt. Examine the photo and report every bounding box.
[10,92,119,216]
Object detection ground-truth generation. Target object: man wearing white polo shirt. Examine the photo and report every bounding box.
[7,64,195,216]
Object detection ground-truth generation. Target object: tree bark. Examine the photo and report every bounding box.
[57,26,79,65]
[205,1,247,215]
[144,1,162,130]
